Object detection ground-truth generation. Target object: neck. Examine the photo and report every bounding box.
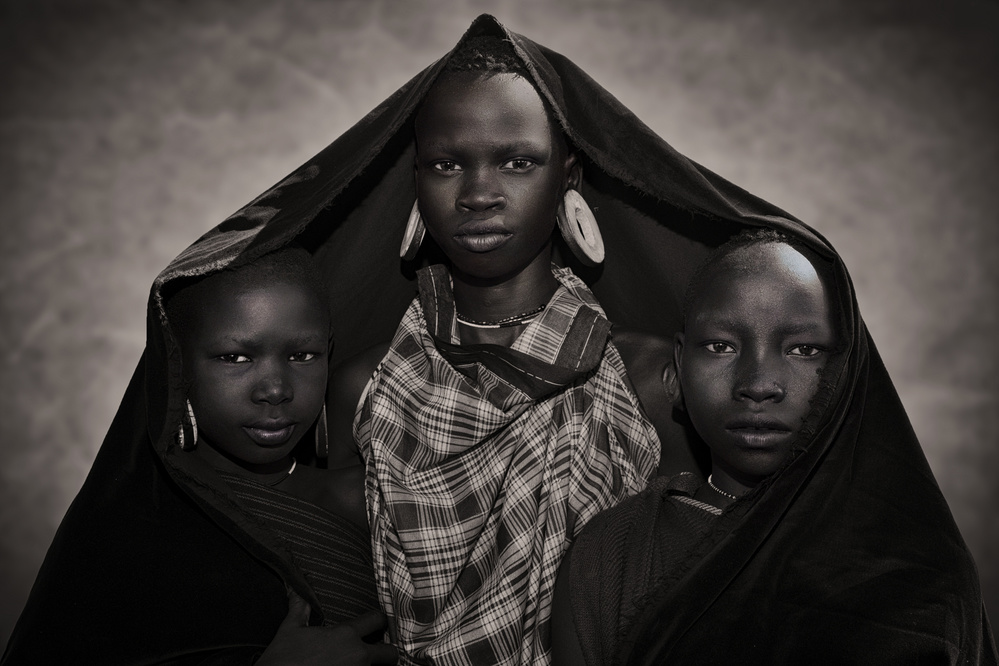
[451,248,558,324]
[708,460,759,499]
[194,442,295,485]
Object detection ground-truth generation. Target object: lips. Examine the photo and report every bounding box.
[453,219,512,253]
[725,416,792,448]
[243,419,296,447]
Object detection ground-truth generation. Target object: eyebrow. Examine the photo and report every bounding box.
[491,141,549,154]
[704,318,829,336]
[215,333,325,347]
[420,140,550,156]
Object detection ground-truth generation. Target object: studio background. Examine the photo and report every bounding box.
[2,0,997,649]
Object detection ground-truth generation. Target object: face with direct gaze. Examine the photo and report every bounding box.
[674,242,837,490]
[183,279,329,473]
[414,71,579,284]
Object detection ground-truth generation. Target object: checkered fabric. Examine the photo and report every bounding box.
[356,264,660,666]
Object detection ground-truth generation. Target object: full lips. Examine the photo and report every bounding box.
[726,427,793,448]
[453,219,513,253]
[243,424,296,446]
[453,232,512,253]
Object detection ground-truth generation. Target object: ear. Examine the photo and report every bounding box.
[564,152,582,192]
[673,331,685,376]
[672,332,686,409]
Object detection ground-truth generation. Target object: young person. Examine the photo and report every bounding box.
[3,248,395,665]
[8,12,991,666]
[332,35,663,666]
[551,231,996,665]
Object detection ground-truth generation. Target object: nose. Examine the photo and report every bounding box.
[734,353,785,403]
[251,362,293,405]
[457,166,505,212]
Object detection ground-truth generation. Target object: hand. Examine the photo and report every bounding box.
[255,589,397,665]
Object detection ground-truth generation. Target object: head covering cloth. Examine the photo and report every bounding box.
[3,14,993,666]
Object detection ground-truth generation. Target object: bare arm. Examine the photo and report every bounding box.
[327,343,391,470]
[613,327,706,478]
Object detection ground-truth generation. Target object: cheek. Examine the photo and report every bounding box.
[789,364,827,415]
[188,369,245,425]
[416,175,452,214]
[293,368,328,412]
[680,366,728,417]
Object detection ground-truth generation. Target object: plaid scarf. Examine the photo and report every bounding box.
[356,264,660,666]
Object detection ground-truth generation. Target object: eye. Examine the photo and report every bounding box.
[289,352,320,362]
[218,354,251,364]
[501,158,536,172]
[788,345,824,357]
[432,161,461,173]
[703,342,735,354]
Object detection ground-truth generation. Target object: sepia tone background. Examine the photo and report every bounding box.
[2,0,997,649]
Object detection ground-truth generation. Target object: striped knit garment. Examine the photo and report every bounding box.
[218,471,379,625]
[568,473,720,666]
[356,264,660,666]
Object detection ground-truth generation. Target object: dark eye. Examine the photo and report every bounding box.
[788,345,823,357]
[289,352,318,362]
[502,158,535,171]
[218,354,251,364]
[703,342,735,354]
[433,161,461,173]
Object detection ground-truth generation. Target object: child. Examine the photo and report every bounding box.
[333,33,663,666]
[3,248,396,665]
[10,13,991,666]
[552,230,996,664]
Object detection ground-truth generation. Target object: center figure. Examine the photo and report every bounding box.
[335,36,665,666]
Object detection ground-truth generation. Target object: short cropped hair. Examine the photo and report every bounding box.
[165,245,331,349]
[682,228,838,328]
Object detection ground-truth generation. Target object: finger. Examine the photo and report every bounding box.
[366,641,398,665]
[282,588,312,626]
[345,609,388,636]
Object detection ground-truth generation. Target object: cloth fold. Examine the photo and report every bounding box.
[217,471,379,625]
[357,264,660,665]
[5,13,992,666]
[568,473,719,666]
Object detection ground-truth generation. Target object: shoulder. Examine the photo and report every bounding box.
[329,343,392,401]
[577,481,664,546]
[327,343,391,464]
[612,327,674,391]
[287,463,369,534]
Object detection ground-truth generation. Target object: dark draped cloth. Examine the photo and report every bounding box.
[568,474,719,666]
[217,471,379,626]
[4,13,993,666]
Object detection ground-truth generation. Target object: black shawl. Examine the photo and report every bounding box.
[3,14,992,665]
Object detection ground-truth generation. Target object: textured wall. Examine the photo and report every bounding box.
[2,0,997,647]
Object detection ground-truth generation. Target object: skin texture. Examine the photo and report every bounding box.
[184,280,329,476]
[551,242,837,666]
[182,278,396,664]
[414,71,579,342]
[675,242,836,499]
[330,70,688,474]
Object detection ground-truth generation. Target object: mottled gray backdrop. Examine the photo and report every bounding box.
[2,0,997,648]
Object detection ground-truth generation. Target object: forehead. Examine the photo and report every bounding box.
[190,279,328,338]
[690,244,833,330]
[415,72,557,148]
